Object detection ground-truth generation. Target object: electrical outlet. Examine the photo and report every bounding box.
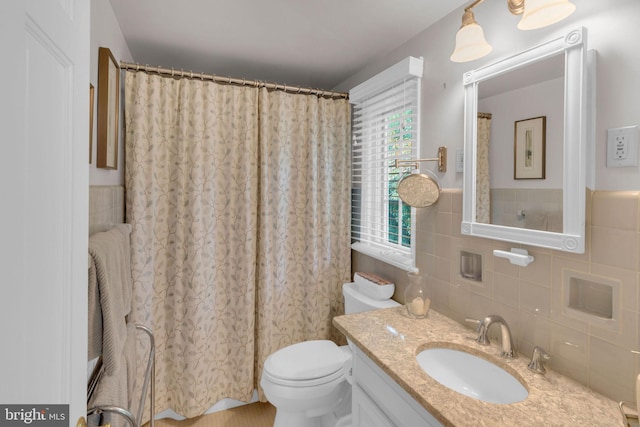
[607,126,638,168]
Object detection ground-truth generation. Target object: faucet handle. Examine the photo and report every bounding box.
[528,346,551,374]
[465,317,491,345]
[464,318,481,331]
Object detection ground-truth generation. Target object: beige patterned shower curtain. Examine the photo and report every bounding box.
[124,72,351,419]
[476,113,492,224]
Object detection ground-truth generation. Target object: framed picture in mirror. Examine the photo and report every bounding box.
[514,116,546,179]
[97,47,119,169]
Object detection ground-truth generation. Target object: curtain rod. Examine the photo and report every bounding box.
[120,61,349,100]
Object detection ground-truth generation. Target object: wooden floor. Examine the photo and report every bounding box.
[148,403,275,427]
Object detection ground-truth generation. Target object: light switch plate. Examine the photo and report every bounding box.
[607,126,638,168]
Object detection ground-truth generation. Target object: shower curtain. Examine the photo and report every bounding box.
[476,113,492,224]
[124,71,351,419]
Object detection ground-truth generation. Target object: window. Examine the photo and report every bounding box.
[350,57,423,271]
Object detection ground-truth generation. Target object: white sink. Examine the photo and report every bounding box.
[416,347,528,404]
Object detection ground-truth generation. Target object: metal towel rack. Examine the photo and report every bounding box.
[87,325,155,427]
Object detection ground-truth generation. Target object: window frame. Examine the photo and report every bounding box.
[349,57,423,272]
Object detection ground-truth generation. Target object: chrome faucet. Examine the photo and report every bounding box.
[527,346,551,374]
[466,315,516,358]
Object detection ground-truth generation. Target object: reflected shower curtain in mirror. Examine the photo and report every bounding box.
[476,113,492,224]
[124,72,351,419]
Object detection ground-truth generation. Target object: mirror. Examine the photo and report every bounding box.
[462,27,590,253]
[479,50,564,231]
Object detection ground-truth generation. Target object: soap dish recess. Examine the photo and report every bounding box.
[563,270,619,329]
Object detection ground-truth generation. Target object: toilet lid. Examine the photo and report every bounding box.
[264,340,346,381]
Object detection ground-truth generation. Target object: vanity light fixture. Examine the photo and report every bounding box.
[450,0,577,63]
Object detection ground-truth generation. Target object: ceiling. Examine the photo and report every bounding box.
[108,0,468,90]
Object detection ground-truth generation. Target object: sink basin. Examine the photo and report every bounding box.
[416,347,528,404]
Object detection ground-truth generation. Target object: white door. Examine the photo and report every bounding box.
[0,0,89,426]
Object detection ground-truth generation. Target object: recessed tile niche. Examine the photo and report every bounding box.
[563,270,619,330]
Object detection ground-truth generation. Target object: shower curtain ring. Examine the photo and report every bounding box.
[171,67,174,76]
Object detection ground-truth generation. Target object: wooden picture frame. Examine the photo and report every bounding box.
[97,47,119,169]
[89,84,94,163]
[514,116,546,179]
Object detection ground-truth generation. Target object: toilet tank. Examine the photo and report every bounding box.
[343,282,400,314]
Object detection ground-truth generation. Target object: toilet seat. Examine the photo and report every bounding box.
[262,366,345,388]
[263,340,346,385]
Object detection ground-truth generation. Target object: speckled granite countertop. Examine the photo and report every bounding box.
[333,306,622,427]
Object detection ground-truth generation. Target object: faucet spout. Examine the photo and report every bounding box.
[476,315,516,358]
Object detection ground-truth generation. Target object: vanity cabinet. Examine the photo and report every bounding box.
[352,347,442,427]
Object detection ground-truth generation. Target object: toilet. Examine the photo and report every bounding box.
[261,282,400,427]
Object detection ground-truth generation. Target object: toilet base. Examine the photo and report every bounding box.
[271,385,351,427]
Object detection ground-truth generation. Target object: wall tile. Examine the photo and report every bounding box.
[433,256,451,282]
[436,211,452,237]
[450,189,463,214]
[493,255,519,278]
[520,251,552,288]
[517,312,551,357]
[451,213,462,238]
[549,323,588,384]
[89,185,125,234]
[592,191,639,230]
[415,252,433,277]
[589,337,636,403]
[592,226,638,270]
[591,263,638,312]
[433,233,451,259]
[468,294,494,327]
[468,270,492,299]
[438,191,452,213]
[430,277,451,312]
[589,308,637,350]
[494,273,519,309]
[449,282,471,319]
[519,281,550,318]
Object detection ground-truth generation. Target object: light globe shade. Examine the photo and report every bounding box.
[517,0,576,30]
[450,23,493,63]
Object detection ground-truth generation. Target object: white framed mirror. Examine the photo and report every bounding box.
[461,27,590,253]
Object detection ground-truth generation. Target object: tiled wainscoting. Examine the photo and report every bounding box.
[490,188,562,232]
[89,185,125,235]
[353,189,640,403]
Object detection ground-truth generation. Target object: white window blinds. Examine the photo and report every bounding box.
[349,57,423,272]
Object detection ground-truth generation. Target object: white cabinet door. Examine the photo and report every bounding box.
[352,348,443,427]
[352,385,395,427]
[0,0,89,425]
